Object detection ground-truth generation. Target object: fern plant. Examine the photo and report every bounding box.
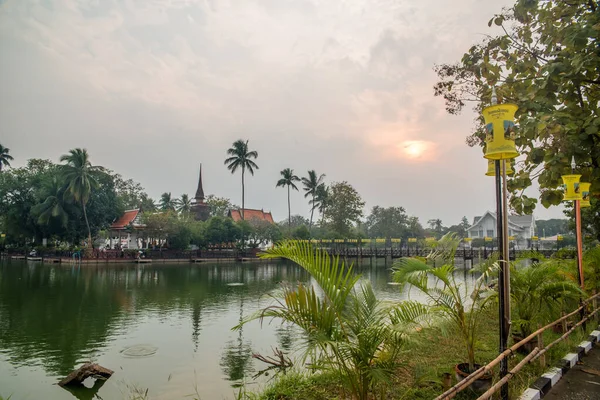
[235,241,426,400]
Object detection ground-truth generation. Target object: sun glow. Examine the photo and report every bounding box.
[401,140,428,159]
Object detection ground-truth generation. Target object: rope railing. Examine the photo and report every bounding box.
[434,292,600,400]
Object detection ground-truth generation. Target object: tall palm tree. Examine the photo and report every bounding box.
[60,148,101,248]
[313,183,329,226]
[32,176,69,228]
[301,170,325,233]
[276,168,300,230]
[0,144,14,172]
[159,192,177,211]
[224,139,259,220]
[176,193,192,214]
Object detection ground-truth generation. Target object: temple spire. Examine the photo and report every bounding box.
[195,164,205,202]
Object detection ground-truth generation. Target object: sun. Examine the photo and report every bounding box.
[402,141,427,159]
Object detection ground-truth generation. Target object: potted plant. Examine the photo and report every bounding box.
[392,233,498,392]
[510,259,582,352]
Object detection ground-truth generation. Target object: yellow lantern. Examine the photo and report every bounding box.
[482,103,519,160]
[580,182,591,207]
[485,159,515,176]
[561,174,582,201]
[408,238,417,243]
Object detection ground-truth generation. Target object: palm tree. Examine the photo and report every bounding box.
[159,192,177,211]
[32,176,69,228]
[224,139,259,220]
[276,168,300,230]
[301,170,325,234]
[236,241,425,400]
[0,144,14,172]
[313,183,329,226]
[176,193,192,214]
[60,148,101,249]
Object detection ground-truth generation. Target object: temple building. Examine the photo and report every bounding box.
[228,208,275,224]
[191,164,210,221]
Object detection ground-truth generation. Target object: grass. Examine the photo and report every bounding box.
[250,310,599,400]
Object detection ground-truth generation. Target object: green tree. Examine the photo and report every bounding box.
[60,148,101,249]
[0,144,14,172]
[276,168,300,230]
[536,218,569,237]
[176,194,192,214]
[365,206,409,239]
[224,139,259,220]
[434,0,600,214]
[159,192,177,211]
[313,183,330,226]
[325,181,365,237]
[406,216,425,239]
[205,195,233,217]
[31,176,69,228]
[301,170,325,234]
[427,218,445,238]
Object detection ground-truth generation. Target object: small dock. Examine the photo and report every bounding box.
[27,257,43,261]
[193,258,237,263]
[11,256,26,260]
[135,259,152,264]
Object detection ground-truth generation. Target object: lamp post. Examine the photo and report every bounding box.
[482,87,518,400]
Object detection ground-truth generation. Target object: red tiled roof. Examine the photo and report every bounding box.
[111,209,141,229]
[229,209,275,224]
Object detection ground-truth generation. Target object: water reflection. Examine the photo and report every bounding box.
[0,258,475,400]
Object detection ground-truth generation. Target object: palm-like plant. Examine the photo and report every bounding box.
[276,168,300,230]
[31,176,69,228]
[392,233,498,373]
[301,170,325,234]
[176,193,192,214]
[313,183,329,226]
[510,260,582,339]
[224,140,259,220]
[0,144,14,172]
[236,241,426,400]
[60,148,101,248]
[159,192,177,211]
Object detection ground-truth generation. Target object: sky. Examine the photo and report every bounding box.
[0,0,565,225]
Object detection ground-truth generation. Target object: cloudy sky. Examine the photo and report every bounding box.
[0,0,564,224]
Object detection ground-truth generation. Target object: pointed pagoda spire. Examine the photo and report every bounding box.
[195,164,205,202]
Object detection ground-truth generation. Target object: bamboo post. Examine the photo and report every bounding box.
[537,324,545,368]
[561,311,567,333]
[476,348,540,400]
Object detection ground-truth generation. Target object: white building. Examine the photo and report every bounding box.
[467,211,536,248]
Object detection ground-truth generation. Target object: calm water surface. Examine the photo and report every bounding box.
[0,259,473,399]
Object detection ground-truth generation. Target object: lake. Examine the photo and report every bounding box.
[0,258,472,399]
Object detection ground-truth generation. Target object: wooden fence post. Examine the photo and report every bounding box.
[537,324,545,368]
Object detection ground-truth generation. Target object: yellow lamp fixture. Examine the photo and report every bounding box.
[485,159,515,176]
[482,101,519,160]
[580,182,591,207]
[561,174,582,201]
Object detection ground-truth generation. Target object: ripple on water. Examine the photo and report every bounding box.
[120,344,158,358]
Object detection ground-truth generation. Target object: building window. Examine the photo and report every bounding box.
[479,230,484,238]
[472,231,478,238]
[486,229,494,238]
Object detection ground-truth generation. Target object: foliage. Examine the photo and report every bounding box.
[324,181,365,237]
[110,171,154,211]
[204,216,241,245]
[237,241,424,400]
[301,170,325,234]
[225,139,259,220]
[276,168,300,229]
[426,219,445,239]
[292,225,310,240]
[393,233,498,371]
[434,0,600,214]
[278,215,309,231]
[564,198,600,242]
[509,259,582,338]
[159,192,177,211]
[205,194,234,217]
[60,148,102,247]
[312,183,329,226]
[536,218,569,237]
[0,144,14,172]
[365,206,409,239]
[238,219,282,248]
[176,193,192,214]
